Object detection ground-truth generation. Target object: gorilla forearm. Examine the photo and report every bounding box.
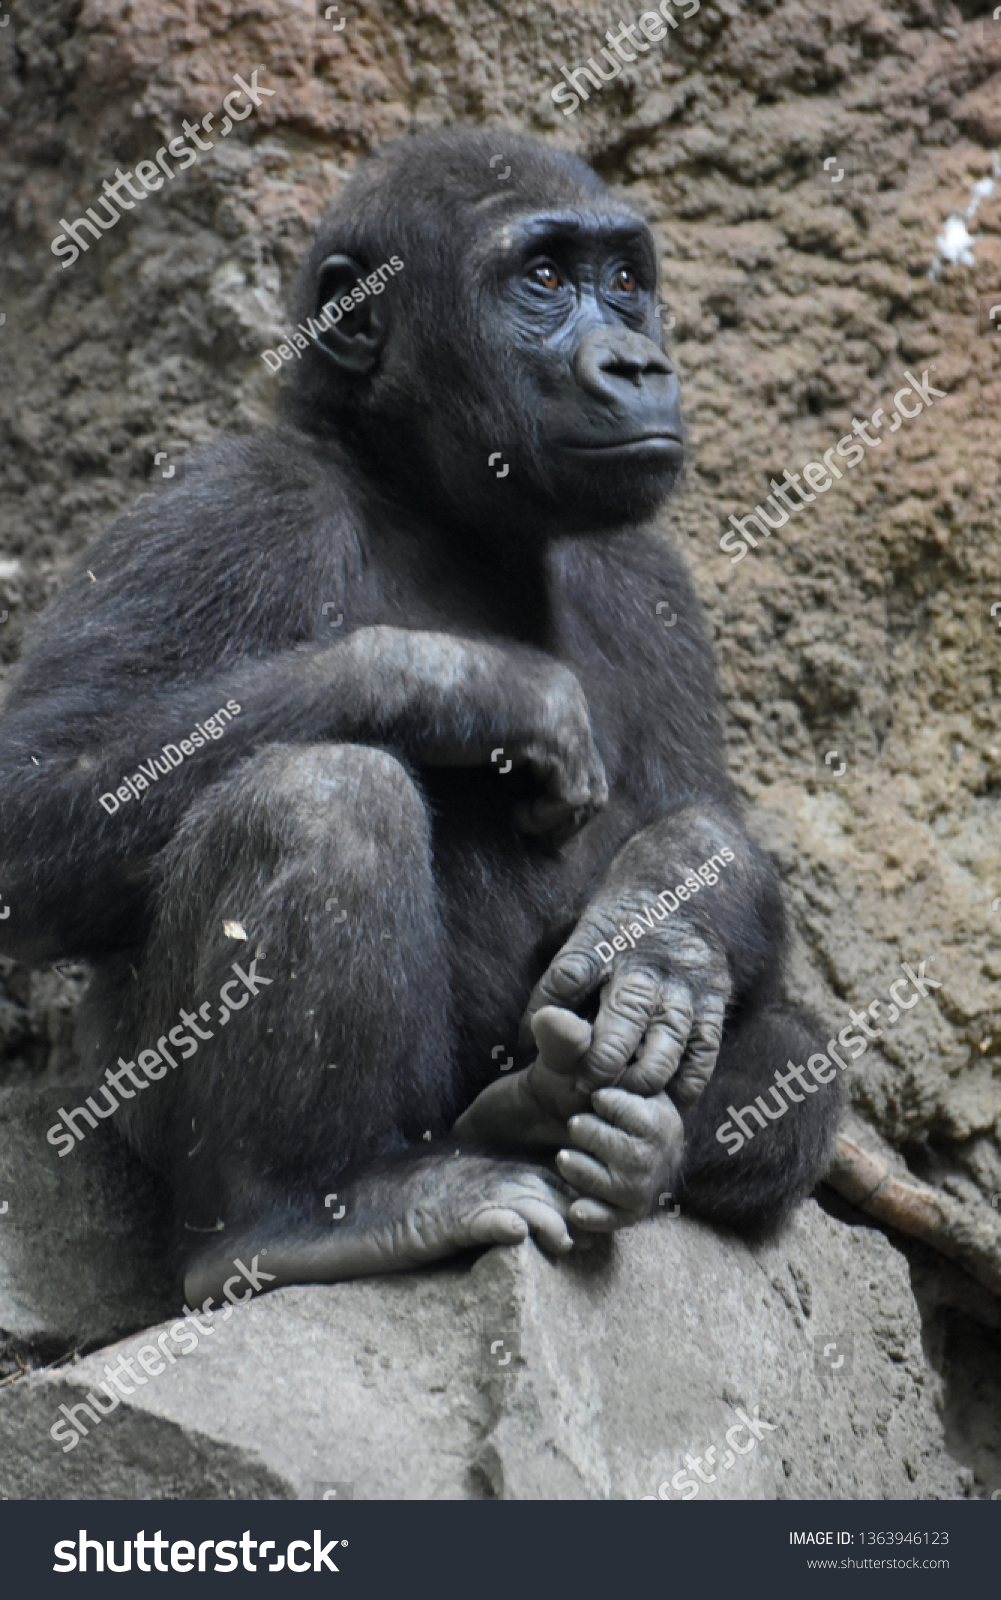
[594,800,784,996]
[0,624,601,959]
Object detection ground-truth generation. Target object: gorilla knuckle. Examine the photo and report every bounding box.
[612,970,660,1014]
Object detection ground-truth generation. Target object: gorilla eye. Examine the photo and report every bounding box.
[613,267,638,294]
[530,263,562,292]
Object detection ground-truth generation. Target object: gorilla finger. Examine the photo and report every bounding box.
[668,1017,724,1107]
[618,1023,685,1096]
[513,795,577,836]
[574,965,662,1091]
[531,1005,593,1074]
[616,981,694,1094]
[555,1147,615,1199]
[519,948,603,1045]
[587,1088,663,1140]
[566,1110,646,1174]
[569,1196,631,1232]
[522,741,592,810]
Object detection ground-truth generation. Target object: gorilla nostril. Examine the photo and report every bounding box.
[574,329,673,398]
[603,352,670,387]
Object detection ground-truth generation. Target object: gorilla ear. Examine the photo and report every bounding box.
[313,254,391,375]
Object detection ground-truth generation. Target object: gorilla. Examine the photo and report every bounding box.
[0,129,839,1305]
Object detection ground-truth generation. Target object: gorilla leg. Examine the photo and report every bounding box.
[676,1003,841,1228]
[77,742,574,1300]
[80,743,454,1217]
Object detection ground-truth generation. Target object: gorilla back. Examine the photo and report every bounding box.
[0,129,839,1305]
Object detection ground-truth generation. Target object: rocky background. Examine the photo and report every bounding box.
[0,0,999,1498]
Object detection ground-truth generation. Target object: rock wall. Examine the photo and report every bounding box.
[0,0,999,1496]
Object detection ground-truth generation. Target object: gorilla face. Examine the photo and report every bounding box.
[289,131,684,540]
[480,205,683,529]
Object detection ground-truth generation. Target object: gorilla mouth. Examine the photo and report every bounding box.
[562,434,684,456]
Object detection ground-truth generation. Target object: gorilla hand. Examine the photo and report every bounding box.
[347,627,608,840]
[521,902,731,1108]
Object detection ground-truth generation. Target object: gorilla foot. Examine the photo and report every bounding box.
[557,1087,684,1231]
[452,1004,593,1153]
[182,1150,576,1303]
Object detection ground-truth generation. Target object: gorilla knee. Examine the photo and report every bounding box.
[195,743,428,858]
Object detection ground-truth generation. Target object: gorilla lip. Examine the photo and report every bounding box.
[562,434,683,455]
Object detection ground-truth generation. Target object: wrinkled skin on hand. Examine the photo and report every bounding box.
[455,1005,684,1232]
[521,896,732,1107]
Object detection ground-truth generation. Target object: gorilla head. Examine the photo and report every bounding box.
[286,129,684,540]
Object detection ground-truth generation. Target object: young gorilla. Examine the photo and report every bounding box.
[0,130,839,1303]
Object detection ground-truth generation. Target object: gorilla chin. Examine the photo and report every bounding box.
[552,436,686,532]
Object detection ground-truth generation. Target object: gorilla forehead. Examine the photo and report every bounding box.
[300,128,643,280]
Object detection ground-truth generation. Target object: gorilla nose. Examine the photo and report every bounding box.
[573,328,672,402]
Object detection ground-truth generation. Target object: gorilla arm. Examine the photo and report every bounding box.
[520,802,780,1101]
[455,803,779,1228]
[0,622,605,962]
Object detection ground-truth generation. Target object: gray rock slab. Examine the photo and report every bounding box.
[0,1088,174,1352]
[0,1201,968,1500]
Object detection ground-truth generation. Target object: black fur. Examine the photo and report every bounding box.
[0,129,838,1271]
